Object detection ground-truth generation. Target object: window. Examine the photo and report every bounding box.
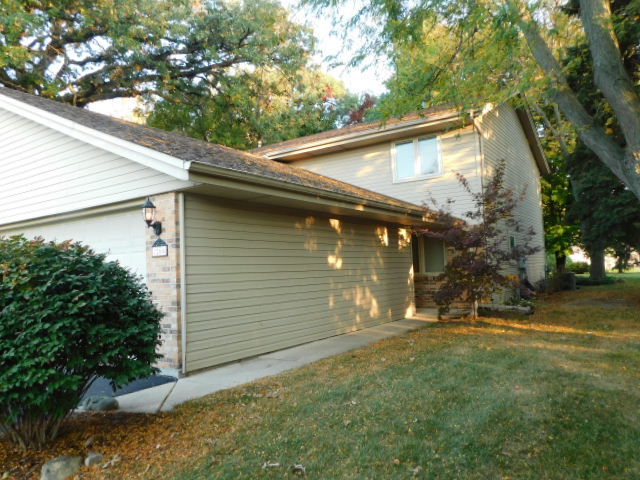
[392,137,441,182]
[412,235,446,274]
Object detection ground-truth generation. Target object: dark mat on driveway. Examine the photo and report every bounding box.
[83,375,177,399]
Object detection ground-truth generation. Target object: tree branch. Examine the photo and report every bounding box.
[579,0,640,154]
[514,5,640,198]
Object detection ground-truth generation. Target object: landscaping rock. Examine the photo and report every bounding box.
[84,452,103,467]
[40,456,82,480]
[479,304,533,315]
[79,395,118,411]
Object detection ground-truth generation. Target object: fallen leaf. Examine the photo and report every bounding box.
[291,463,306,475]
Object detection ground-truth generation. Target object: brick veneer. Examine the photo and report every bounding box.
[414,273,443,308]
[145,192,182,372]
[413,246,469,310]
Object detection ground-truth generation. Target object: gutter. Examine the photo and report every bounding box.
[187,161,432,223]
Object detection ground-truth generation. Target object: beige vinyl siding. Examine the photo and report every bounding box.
[0,108,193,225]
[184,194,414,372]
[477,104,546,283]
[290,127,482,220]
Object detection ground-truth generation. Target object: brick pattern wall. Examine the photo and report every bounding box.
[414,274,444,308]
[413,247,469,310]
[145,192,182,372]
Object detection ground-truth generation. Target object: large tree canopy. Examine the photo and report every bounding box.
[307,0,640,201]
[0,0,312,106]
[146,66,358,150]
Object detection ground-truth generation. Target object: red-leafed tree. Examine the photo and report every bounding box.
[415,162,540,319]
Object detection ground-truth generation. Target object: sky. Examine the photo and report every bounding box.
[280,0,391,96]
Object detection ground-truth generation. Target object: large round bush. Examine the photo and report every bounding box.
[0,236,162,450]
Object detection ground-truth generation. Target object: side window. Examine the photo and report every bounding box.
[392,136,441,182]
[412,235,446,274]
[423,237,445,273]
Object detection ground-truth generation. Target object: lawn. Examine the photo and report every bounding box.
[2,274,639,479]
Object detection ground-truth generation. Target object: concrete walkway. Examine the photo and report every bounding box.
[117,312,437,414]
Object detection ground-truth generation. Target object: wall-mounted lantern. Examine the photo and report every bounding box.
[142,198,162,236]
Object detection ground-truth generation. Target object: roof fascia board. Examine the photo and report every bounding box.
[262,111,462,159]
[188,163,429,224]
[0,93,191,180]
[513,105,551,176]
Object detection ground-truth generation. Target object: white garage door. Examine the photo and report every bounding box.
[0,209,147,279]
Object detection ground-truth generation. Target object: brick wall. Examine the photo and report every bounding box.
[145,192,182,373]
[414,247,469,310]
[414,274,443,308]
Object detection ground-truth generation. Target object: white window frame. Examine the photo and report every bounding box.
[391,136,443,183]
[413,236,447,275]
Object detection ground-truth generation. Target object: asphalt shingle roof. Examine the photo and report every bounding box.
[251,105,458,157]
[0,88,428,214]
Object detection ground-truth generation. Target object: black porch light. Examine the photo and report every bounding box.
[142,198,162,236]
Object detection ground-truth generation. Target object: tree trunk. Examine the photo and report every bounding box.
[516,6,640,201]
[589,248,606,281]
[555,251,567,273]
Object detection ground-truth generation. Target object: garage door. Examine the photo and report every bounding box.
[0,208,147,279]
[184,194,414,372]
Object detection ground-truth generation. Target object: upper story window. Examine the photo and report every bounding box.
[392,136,442,182]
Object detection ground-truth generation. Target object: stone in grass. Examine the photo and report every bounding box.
[84,452,104,467]
[79,395,119,411]
[40,456,82,480]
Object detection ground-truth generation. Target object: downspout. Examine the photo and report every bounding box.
[178,192,188,376]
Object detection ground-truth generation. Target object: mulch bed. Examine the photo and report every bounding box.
[0,407,226,480]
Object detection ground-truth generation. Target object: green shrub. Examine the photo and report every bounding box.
[575,275,616,286]
[566,261,590,274]
[0,236,162,450]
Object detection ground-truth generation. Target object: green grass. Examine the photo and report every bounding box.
[145,278,640,479]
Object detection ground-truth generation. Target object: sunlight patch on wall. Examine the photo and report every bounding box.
[295,216,318,251]
[376,226,389,246]
[357,165,375,177]
[329,218,342,234]
[405,304,416,318]
[327,254,343,269]
[343,285,380,319]
[398,228,411,249]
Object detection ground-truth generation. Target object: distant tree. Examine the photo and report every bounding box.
[568,145,640,280]
[529,100,581,274]
[0,0,312,106]
[415,163,540,319]
[343,93,377,125]
[146,67,353,150]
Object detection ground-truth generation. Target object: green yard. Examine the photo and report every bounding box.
[3,275,640,479]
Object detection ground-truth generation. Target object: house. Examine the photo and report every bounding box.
[253,101,550,306]
[0,88,435,376]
